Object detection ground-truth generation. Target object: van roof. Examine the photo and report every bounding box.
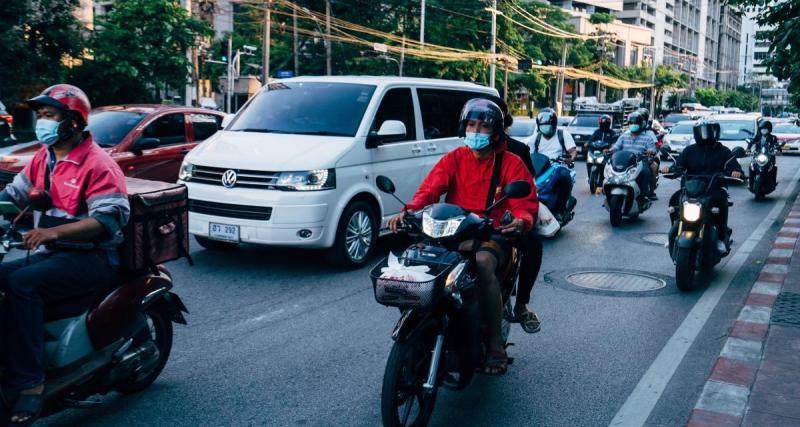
[276,75,498,93]
[712,114,758,121]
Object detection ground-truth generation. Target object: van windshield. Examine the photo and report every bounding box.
[229,82,376,137]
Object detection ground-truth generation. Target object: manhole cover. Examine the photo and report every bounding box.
[771,292,800,327]
[641,233,669,247]
[566,272,667,292]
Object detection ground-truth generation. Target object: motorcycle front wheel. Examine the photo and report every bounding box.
[609,194,624,227]
[381,334,438,427]
[589,169,599,194]
[675,246,696,291]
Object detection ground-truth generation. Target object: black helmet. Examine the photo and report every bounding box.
[627,111,645,133]
[693,119,721,146]
[598,114,612,131]
[637,108,650,122]
[536,108,558,137]
[758,120,772,133]
[458,98,504,138]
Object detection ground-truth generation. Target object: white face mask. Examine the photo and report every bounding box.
[760,128,769,136]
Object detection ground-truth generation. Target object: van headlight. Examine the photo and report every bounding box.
[422,211,464,238]
[178,161,194,181]
[682,201,702,222]
[275,169,336,191]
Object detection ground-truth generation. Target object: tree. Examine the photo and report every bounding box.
[0,0,85,106]
[589,12,616,25]
[75,0,212,105]
[654,65,688,112]
[726,0,800,107]
[694,87,722,107]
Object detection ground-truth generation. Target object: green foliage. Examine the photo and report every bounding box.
[694,87,722,107]
[0,0,85,106]
[74,0,212,105]
[589,12,616,25]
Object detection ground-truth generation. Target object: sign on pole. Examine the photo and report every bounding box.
[373,43,388,53]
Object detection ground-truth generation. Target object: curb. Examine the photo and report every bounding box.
[686,199,800,427]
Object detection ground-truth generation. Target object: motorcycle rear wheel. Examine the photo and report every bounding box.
[116,309,173,394]
[381,335,438,427]
[609,194,624,227]
[589,170,599,194]
[675,247,696,291]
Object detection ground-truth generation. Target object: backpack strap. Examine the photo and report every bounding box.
[557,129,566,155]
[485,152,504,211]
[534,133,542,153]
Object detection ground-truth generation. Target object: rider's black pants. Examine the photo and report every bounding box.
[0,250,117,390]
[553,167,573,214]
[668,188,730,240]
[516,230,543,306]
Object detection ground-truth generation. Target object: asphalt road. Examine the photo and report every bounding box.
[39,155,800,427]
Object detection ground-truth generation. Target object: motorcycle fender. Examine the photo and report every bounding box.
[610,187,628,196]
[148,292,189,325]
[675,231,697,249]
[391,310,433,343]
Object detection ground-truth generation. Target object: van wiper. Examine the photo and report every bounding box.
[299,130,351,136]
[232,128,284,133]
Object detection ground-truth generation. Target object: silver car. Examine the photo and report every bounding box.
[507,118,537,146]
[664,120,696,154]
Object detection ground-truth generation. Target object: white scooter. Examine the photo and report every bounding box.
[603,150,655,226]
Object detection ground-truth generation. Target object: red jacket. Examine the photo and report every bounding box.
[406,142,539,232]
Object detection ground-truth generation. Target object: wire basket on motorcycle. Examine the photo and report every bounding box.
[370,250,455,309]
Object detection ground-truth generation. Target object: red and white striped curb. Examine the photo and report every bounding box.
[687,200,800,427]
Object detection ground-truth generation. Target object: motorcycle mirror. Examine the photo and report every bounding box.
[731,146,746,159]
[503,180,532,199]
[376,175,396,194]
[27,188,53,212]
[659,146,670,157]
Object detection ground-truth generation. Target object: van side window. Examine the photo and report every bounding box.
[418,89,483,139]
[371,88,416,142]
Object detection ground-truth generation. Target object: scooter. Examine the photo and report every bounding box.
[748,143,777,201]
[603,151,656,226]
[0,191,187,425]
[532,152,576,230]
[373,175,529,427]
[662,147,746,291]
[586,139,611,194]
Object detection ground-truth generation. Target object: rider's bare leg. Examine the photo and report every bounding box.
[476,250,503,353]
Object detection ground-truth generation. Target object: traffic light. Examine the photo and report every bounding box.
[221,55,227,63]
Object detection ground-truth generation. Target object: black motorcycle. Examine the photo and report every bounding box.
[662,147,745,291]
[373,175,529,427]
[586,139,611,194]
[748,141,778,200]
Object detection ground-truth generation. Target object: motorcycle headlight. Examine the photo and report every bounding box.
[275,169,336,191]
[595,154,605,164]
[422,211,465,238]
[755,153,769,166]
[682,201,702,222]
[178,161,194,181]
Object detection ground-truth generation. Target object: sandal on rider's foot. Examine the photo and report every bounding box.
[9,392,42,427]
[482,350,508,376]
[514,308,541,334]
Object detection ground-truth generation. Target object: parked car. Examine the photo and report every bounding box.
[713,113,758,177]
[178,76,498,268]
[0,104,225,188]
[773,122,800,153]
[507,118,537,146]
[662,113,695,130]
[664,120,697,154]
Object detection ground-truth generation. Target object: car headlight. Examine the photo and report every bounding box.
[178,161,194,181]
[755,153,769,165]
[422,211,465,239]
[682,201,702,222]
[275,169,336,191]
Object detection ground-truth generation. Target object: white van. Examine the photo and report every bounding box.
[178,76,498,267]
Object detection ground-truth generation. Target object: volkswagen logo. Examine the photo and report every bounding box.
[221,169,238,188]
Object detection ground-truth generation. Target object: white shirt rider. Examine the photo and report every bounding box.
[531,128,577,160]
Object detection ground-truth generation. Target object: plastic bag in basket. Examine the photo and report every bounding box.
[380,252,436,282]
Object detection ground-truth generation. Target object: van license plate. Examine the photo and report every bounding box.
[209,223,239,242]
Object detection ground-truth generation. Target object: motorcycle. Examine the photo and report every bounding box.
[586,139,611,194]
[748,142,777,201]
[0,190,187,425]
[662,146,746,291]
[602,150,656,226]
[531,152,577,229]
[373,175,529,427]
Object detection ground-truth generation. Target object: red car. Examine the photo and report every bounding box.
[0,105,226,187]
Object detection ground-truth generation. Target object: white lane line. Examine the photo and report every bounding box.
[609,165,800,427]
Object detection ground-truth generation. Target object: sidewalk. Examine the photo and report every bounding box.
[687,198,800,426]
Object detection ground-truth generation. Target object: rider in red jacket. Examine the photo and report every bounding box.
[389,99,538,375]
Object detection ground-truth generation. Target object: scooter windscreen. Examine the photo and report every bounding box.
[684,179,708,198]
[611,151,637,172]
[532,152,551,178]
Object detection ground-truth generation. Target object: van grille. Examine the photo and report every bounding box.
[189,200,273,221]
[192,165,279,189]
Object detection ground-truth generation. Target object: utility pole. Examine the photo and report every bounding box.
[557,43,568,113]
[504,65,509,102]
[649,46,658,112]
[400,35,405,77]
[293,6,298,76]
[185,0,193,106]
[420,0,426,48]
[262,0,271,84]
[489,0,497,88]
[193,47,200,107]
[326,0,332,75]
[227,36,233,113]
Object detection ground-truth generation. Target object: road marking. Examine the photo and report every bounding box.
[609,165,800,427]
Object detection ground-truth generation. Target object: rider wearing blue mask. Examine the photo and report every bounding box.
[531,108,577,222]
[611,111,659,200]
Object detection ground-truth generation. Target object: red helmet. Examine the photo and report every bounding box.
[26,84,91,129]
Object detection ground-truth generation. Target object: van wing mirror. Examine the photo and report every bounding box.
[367,120,407,148]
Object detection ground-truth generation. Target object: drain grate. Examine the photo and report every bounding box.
[566,272,666,293]
[771,292,800,327]
[641,233,669,247]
